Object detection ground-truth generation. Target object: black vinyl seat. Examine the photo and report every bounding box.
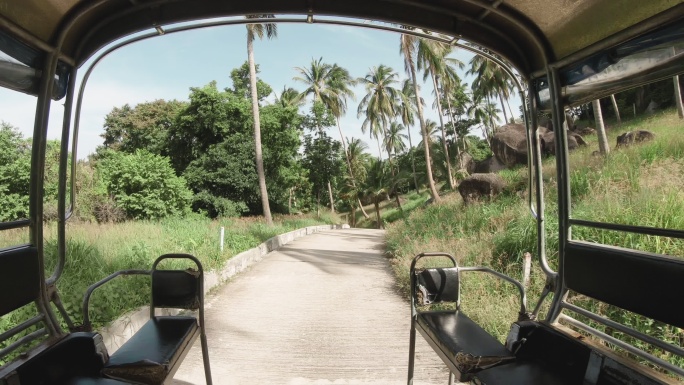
[472,360,577,385]
[416,311,514,374]
[407,252,528,383]
[82,254,213,385]
[103,316,199,384]
[64,377,136,385]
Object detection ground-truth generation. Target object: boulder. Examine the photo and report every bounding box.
[473,155,507,173]
[458,173,506,204]
[490,123,528,167]
[540,130,586,155]
[616,130,656,148]
[459,151,475,175]
[574,126,596,136]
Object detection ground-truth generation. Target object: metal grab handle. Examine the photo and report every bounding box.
[459,267,529,319]
[81,269,150,331]
[410,252,458,272]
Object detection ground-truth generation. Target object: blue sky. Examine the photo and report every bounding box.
[0,21,521,159]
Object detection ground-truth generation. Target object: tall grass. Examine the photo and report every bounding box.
[386,110,684,367]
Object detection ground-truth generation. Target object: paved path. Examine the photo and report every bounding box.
[173,228,451,385]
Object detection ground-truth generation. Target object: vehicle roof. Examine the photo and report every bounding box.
[0,0,682,77]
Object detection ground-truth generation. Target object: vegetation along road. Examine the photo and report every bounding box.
[173,228,450,385]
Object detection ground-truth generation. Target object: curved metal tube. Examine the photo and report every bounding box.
[82,269,150,330]
[460,266,528,318]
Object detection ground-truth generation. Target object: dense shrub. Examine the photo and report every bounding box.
[97,150,192,220]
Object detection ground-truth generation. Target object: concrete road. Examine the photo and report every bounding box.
[173,228,451,385]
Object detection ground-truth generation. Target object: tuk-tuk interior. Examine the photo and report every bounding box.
[0,0,683,384]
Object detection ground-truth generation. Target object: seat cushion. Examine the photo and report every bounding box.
[64,377,136,385]
[472,360,578,385]
[416,311,514,379]
[13,332,108,384]
[103,316,198,385]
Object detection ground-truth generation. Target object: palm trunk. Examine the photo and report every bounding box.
[394,193,403,211]
[410,60,440,202]
[674,75,684,119]
[382,121,396,177]
[357,198,370,218]
[610,94,621,124]
[407,128,420,193]
[327,180,335,213]
[431,71,455,190]
[316,191,320,218]
[505,97,514,124]
[486,94,495,141]
[593,99,610,155]
[376,134,383,160]
[499,93,509,124]
[248,35,272,226]
[337,117,353,177]
[374,199,383,229]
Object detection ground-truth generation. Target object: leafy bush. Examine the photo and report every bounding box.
[97,150,192,220]
[192,191,248,218]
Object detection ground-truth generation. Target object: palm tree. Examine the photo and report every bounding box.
[468,54,513,124]
[246,15,276,226]
[397,79,420,192]
[362,158,390,229]
[417,38,462,190]
[294,58,331,133]
[385,122,408,158]
[357,65,400,170]
[467,95,500,145]
[360,111,385,158]
[437,58,467,153]
[294,59,361,215]
[347,137,371,186]
[399,31,441,203]
[275,86,305,108]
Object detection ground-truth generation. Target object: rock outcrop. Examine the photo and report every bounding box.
[458,173,506,204]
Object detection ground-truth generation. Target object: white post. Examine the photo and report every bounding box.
[219,227,225,252]
[523,252,532,290]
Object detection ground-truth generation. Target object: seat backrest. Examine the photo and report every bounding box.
[564,241,684,329]
[0,246,40,317]
[414,267,460,306]
[151,269,201,310]
[0,245,56,368]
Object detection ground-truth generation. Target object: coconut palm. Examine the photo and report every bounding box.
[246,15,276,226]
[347,137,371,186]
[468,54,514,124]
[467,95,496,145]
[360,111,385,158]
[361,158,390,229]
[399,30,441,202]
[385,122,408,158]
[294,58,356,214]
[437,58,467,151]
[357,65,401,173]
[274,86,305,108]
[417,37,462,190]
[396,79,420,192]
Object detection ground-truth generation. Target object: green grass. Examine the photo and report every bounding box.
[385,110,684,370]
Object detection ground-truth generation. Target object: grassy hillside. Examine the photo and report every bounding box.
[385,110,684,370]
